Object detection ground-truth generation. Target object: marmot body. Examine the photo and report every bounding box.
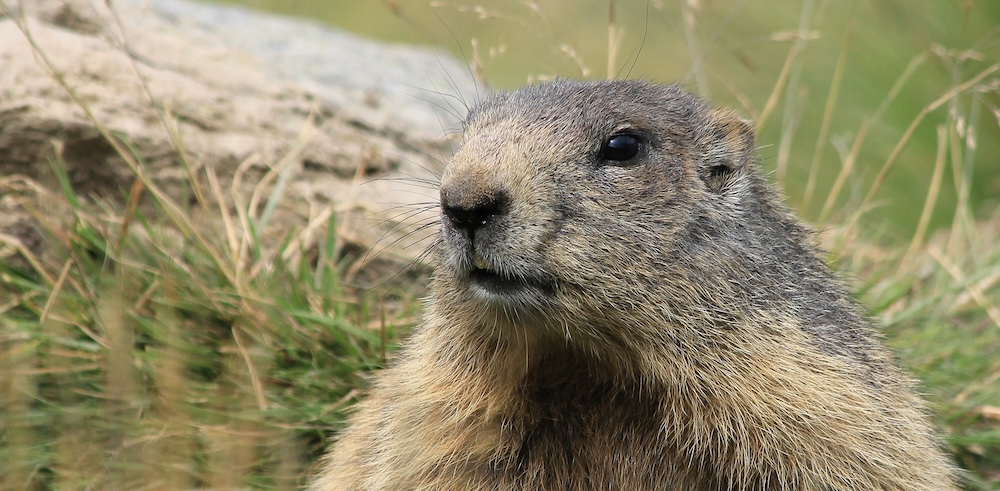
[310,80,957,490]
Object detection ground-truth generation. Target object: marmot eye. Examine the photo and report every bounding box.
[600,133,642,164]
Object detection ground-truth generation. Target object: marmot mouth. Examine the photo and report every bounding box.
[469,268,525,294]
[467,268,554,297]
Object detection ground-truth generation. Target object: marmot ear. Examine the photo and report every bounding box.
[700,109,755,193]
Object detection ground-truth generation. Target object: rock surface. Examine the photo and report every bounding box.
[0,0,478,282]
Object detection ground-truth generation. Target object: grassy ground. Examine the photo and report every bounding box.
[2,1,999,490]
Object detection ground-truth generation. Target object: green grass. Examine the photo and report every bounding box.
[1,168,396,488]
[2,1,999,489]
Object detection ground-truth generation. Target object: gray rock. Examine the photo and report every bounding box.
[0,0,478,282]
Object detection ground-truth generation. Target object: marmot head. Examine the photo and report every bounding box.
[435,80,759,345]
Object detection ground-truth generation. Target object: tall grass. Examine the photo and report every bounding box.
[1,1,998,489]
[1,153,397,488]
[1,6,396,488]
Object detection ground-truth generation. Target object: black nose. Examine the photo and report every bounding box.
[441,193,507,233]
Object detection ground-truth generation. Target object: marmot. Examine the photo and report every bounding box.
[310,80,957,490]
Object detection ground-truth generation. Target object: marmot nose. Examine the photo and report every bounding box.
[441,192,508,232]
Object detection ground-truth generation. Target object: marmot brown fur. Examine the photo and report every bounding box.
[310,80,957,490]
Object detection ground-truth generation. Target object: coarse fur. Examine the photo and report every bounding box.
[310,80,957,490]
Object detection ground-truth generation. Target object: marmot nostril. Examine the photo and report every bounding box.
[441,192,508,232]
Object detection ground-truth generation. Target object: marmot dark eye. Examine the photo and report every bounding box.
[600,133,642,164]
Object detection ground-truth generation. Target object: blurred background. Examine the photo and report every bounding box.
[220,0,1000,241]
